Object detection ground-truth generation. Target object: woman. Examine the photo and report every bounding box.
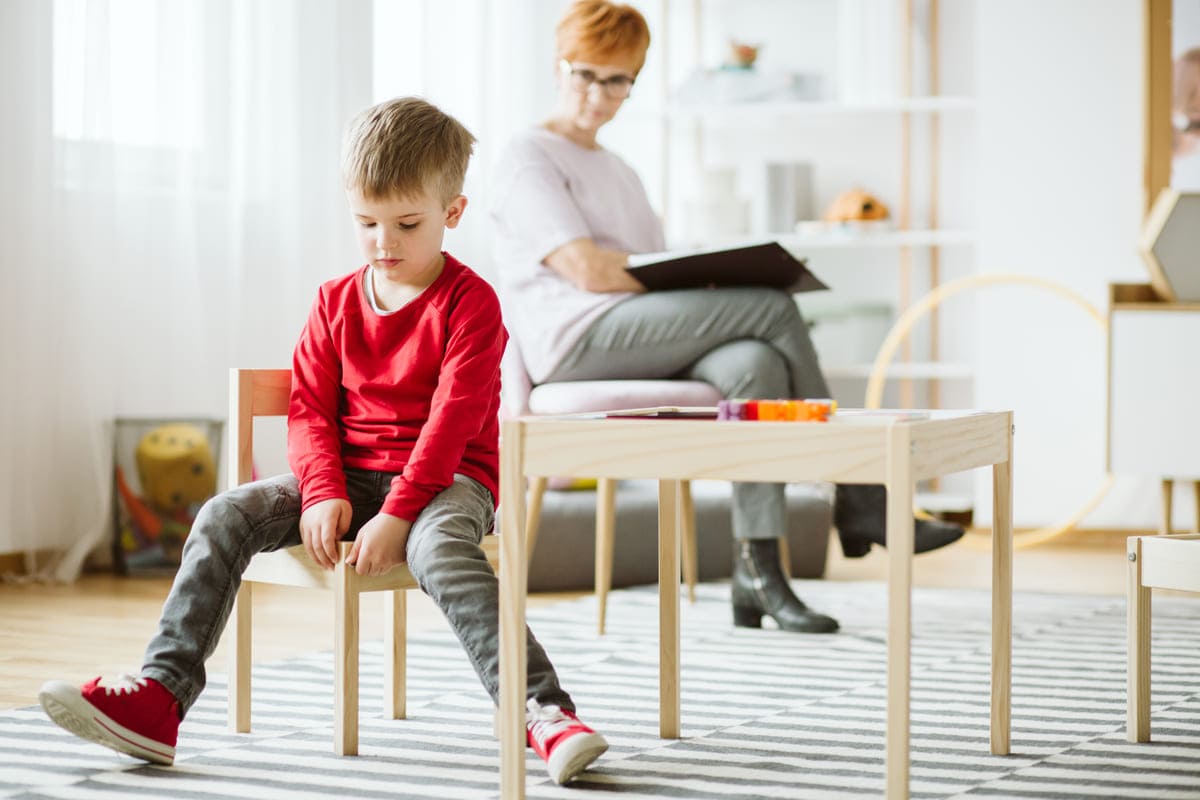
[490,0,963,633]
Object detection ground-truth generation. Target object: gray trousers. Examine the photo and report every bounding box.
[141,469,571,716]
[545,287,830,540]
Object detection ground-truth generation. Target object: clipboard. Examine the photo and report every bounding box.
[626,241,827,293]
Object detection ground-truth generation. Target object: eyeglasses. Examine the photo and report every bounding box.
[559,60,636,100]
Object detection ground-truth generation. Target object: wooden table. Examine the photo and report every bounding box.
[497,409,1014,799]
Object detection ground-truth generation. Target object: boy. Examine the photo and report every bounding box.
[38,96,608,786]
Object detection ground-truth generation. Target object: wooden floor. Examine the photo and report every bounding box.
[1,531,1194,711]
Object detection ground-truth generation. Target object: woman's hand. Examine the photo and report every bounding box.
[545,238,647,293]
[299,498,353,570]
[345,513,412,576]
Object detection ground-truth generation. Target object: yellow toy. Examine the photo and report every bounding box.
[135,423,217,513]
[115,422,218,570]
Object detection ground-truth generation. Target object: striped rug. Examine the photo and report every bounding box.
[2,581,1198,799]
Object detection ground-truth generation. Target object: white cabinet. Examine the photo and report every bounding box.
[1107,283,1200,533]
[1107,283,1200,477]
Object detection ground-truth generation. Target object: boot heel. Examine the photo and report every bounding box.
[732,605,763,628]
[839,536,871,558]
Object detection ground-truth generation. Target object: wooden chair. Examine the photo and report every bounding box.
[225,368,500,755]
[501,341,723,635]
[1127,532,1200,742]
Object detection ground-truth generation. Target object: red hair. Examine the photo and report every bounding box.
[556,1,651,73]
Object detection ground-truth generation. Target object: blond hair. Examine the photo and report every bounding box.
[341,97,476,205]
[556,0,651,73]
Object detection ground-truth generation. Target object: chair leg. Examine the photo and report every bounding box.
[384,590,406,720]
[1128,537,1152,742]
[1194,481,1200,532]
[1161,478,1173,535]
[680,481,698,603]
[595,478,617,635]
[526,476,548,563]
[228,582,252,733]
[334,552,360,756]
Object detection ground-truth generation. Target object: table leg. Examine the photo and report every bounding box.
[1127,536,1152,742]
[886,426,914,799]
[499,422,527,800]
[658,479,681,739]
[991,418,1013,756]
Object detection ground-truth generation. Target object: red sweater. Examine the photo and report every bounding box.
[287,253,506,520]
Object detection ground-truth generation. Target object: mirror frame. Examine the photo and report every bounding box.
[1144,0,1173,215]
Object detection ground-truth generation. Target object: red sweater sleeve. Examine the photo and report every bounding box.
[381,283,506,520]
[288,287,347,511]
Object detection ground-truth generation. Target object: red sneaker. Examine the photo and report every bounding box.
[526,699,608,784]
[39,674,180,765]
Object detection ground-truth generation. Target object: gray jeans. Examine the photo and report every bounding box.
[142,469,571,716]
[545,287,830,540]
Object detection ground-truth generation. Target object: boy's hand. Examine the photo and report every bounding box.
[345,513,412,577]
[299,498,353,570]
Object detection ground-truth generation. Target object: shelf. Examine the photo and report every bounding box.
[778,229,975,249]
[654,96,976,122]
[693,229,974,251]
[823,361,974,380]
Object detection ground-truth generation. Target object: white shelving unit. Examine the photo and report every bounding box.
[654,0,976,411]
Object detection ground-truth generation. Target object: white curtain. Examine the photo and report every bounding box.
[0,0,591,582]
[370,0,562,277]
[0,0,372,581]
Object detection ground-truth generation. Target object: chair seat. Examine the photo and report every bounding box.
[528,379,724,415]
[243,537,500,592]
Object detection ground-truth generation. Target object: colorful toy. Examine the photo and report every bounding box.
[717,398,836,422]
[115,465,162,540]
[114,421,219,572]
[135,423,217,512]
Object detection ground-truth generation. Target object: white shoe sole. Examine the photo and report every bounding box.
[38,680,175,765]
[546,731,608,784]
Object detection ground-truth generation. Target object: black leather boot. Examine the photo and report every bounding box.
[731,539,839,633]
[834,484,965,558]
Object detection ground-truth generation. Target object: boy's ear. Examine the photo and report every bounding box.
[444,195,468,229]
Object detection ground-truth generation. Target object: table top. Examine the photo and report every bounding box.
[521,407,1001,425]
[506,408,1012,485]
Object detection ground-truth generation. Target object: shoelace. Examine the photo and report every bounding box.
[102,672,149,697]
[526,698,573,741]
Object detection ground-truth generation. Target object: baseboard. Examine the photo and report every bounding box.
[0,550,59,576]
[998,528,1156,547]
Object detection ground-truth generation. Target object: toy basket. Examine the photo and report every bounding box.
[112,417,223,575]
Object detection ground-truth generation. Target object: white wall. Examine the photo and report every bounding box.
[974,0,1158,529]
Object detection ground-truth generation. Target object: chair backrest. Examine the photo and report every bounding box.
[228,368,291,491]
[500,340,534,419]
[501,336,725,418]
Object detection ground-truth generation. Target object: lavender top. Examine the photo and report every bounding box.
[489,127,664,382]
